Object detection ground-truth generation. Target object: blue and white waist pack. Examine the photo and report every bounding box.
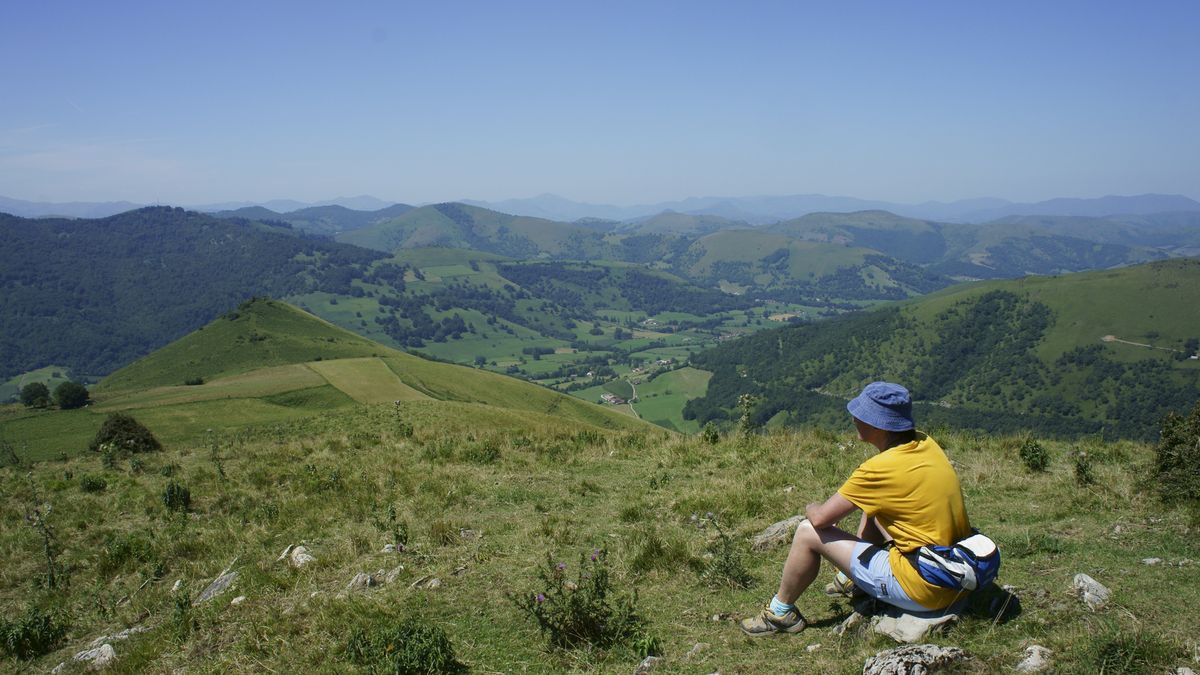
[905,531,1001,592]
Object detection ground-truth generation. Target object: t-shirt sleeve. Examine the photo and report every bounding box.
[838,460,882,516]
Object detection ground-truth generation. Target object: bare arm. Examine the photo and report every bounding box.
[804,492,858,529]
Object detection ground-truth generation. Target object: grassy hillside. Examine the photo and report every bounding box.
[100,299,393,391]
[338,203,620,259]
[2,414,1196,672]
[686,258,1200,440]
[769,210,1171,280]
[2,299,647,460]
[674,229,947,302]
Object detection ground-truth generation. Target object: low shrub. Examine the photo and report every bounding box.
[1019,437,1049,473]
[344,615,465,674]
[99,531,156,575]
[89,412,162,455]
[1074,450,1095,486]
[510,550,644,651]
[462,439,501,464]
[628,530,694,575]
[163,481,191,512]
[79,474,107,493]
[701,422,720,445]
[702,522,756,589]
[1156,401,1200,505]
[0,607,68,659]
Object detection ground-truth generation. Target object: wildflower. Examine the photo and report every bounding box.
[535,593,545,603]
[556,562,567,571]
[590,549,600,562]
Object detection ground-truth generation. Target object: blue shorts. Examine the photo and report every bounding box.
[846,542,928,613]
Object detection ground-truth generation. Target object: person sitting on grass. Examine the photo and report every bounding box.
[740,381,973,636]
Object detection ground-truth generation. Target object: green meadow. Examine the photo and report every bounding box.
[3,407,1197,672]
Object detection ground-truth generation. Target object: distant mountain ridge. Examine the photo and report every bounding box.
[463,193,1200,224]
[7,191,1196,223]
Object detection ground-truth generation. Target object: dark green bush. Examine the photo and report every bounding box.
[1156,401,1200,505]
[510,550,644,650]
[54,381,89,409]
[345,615,465,674]
[163,481,191,512]
[79,474,108,493]
[89,412,162,455]
[1074,450,1095,486]
[1,607,68,659]
[701,422,720,445]
[184,377,204,386]
[19,382,51,408]
[1019,437,1050,472]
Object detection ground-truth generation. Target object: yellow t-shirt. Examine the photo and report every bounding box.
[837,432,971,609]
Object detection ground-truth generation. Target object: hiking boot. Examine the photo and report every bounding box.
[739,605,807,637]
[824,571,866,600]
[825,569,854,595]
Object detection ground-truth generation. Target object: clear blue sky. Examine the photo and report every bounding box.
[2,1,1198,206]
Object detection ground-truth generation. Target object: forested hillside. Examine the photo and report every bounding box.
[0,208,385,380]
[684,259,1200,440]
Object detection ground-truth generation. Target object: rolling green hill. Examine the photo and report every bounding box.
[213,203,416,236]
[3,298,648,460]
[768,210,1170,279]
[672,229,948,302]
[685,258,1200,440]
[338,203,621,259]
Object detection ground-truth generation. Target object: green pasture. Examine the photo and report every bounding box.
[630,367,712,433]
[0,365,75,403]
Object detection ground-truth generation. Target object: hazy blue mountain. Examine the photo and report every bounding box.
[961,194,1200,222]
[193,195,397,213]
[0,194,143,218]
[463,192,1200,225]
[213,203,416,236]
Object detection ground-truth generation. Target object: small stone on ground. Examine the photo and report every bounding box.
[751,514,806,551]
[862,644,969,675]
[194,566,238,605]
[634,655,661,673]
[1015,645,1053,673]
[1073,573,1111,611]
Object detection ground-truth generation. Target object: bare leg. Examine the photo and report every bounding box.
[775,519,863,605]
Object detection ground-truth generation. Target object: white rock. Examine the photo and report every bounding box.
[872,610,959,644]
[409,575,441,590]
[751,514,806,551]
[276,544,294,562]
[170,579,182,593]
[1016,645,1053,673]
[862,644,968,675]
[1143,557,1163,566]
[1176,667,1197,675]
[346,572,374,591]
[194,567,238,605]
[382,543,397,553]
[88,625,148,647]
[806,643,821,653]
[1073,573,1111,611]
[686,642,709,659]
[72,643,117,670]
[384,565,405,584]
[289,545,316,568]
[231,595,246,606]
[634,655,661,674]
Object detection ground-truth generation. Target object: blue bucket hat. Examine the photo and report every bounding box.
[847,382,914,432]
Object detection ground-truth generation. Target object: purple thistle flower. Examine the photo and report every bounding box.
[535,593,545,603]
[556,562,567,571]
[590,549,599,562]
